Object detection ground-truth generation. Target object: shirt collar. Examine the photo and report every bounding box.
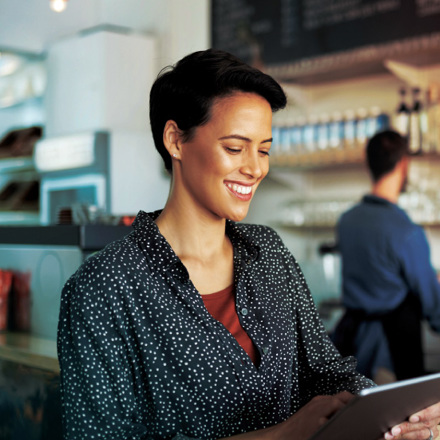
[362,194,396,207]
[132,210,260,274]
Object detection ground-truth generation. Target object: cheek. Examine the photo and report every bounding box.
[185,147,218,174]
[261,161,270,179]
[207,153,236,175]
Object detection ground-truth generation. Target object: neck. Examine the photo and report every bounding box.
[371,174,402,204]
[155,198,228,262]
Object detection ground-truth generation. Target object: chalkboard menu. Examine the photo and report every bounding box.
[211,0,440,69]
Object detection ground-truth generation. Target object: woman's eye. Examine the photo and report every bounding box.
[225,147,241,154]
[259,150,270,156]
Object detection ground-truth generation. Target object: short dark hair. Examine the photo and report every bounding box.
[366,130,409,182]
[149,48,287,172]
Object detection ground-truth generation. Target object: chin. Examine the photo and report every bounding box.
[226,210,249,223]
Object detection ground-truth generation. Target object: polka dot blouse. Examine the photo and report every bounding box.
[57,210,374,440]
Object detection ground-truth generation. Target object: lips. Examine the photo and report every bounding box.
[225,182,253,201]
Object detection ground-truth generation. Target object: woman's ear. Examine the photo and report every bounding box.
[163,120,182,160]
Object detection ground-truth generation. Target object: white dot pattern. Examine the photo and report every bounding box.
[57,210,374,439]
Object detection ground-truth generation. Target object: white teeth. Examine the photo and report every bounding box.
[227,183,252,195]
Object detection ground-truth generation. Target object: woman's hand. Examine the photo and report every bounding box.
[223,392,354,440]
[263,391,354,440]
[276,391,354,440]
[384,401,440,439]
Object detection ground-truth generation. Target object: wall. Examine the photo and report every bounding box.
[0,0,211,139]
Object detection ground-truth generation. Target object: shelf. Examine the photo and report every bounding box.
[270,147,365,170]
[266,33,440,86]
[270,150,440,171]
[276,219,440,232]
[277,222,337,231]
[0,155,35,173]
[0,211,40,225]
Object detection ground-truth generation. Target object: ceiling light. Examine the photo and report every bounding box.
[50,0,68,13]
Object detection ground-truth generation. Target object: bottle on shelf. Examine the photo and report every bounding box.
[409,87,423,155]
[343,109,356,149]
[303,115,318,153]
[328,111,344,149]
[394,87,410,138]
[426,86,440,154]
[279,108,298,156]
[272,111,289,157]
[271,120,281,156]
[355,108,368,149]
[366,107,390,138]
[377,111,390,133]
[317,113,330,150]
[420,89,430,154]
[279,124,291,155]
[290,117,304,155]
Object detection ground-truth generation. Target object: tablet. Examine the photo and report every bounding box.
[310,372,440,440]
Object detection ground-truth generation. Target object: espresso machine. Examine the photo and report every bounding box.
[34,129,169,224]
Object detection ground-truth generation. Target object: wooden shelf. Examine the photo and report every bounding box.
[270,150,440,171]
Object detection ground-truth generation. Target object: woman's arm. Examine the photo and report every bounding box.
[58,270,151,439]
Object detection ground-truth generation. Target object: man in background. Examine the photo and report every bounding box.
[333,130,440,381]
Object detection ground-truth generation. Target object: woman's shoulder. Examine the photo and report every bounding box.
[65,231,146,294]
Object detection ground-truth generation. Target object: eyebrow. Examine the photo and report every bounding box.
[218,134,273,144]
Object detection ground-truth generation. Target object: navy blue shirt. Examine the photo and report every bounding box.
[57,210,372,440]
[337,194,440,330]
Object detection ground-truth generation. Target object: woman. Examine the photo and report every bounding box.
[57,49,440,440]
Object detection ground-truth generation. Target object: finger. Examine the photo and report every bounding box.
[318,416,329,426]
[333,391,355,405]
[409,402,440,423]
[311,395,348,419]
[384,423,435,439]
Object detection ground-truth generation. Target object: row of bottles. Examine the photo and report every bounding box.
[271,107,390,157]
[279,190,440,228]
[395,86,440,154]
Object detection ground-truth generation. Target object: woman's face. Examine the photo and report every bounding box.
[177,92,273,222]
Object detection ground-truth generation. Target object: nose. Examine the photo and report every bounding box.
[240,149,264,179]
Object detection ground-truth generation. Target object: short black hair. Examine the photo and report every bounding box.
[366,130,409,182]
[149,48,287,172]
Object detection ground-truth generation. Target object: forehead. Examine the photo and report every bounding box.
[208,92,272,124]
[211,91,268,109]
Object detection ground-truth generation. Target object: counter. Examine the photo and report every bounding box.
[0,223,132,249]
[0,331,58,372]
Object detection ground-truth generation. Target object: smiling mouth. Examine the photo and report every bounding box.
[226,183,252,195]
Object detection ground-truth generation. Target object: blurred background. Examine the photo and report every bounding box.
[1,1,440,437]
